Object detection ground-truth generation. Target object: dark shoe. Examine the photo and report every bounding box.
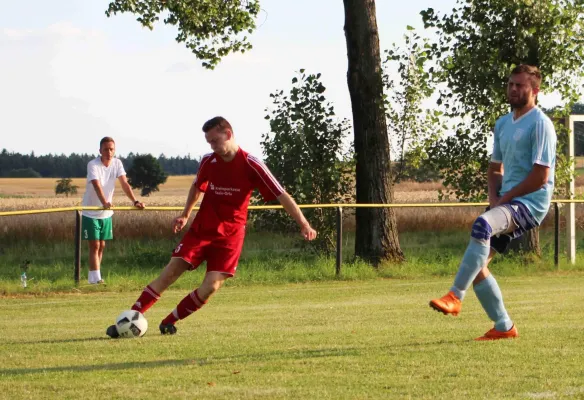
[106,324,120,338]
[159,323,177,335]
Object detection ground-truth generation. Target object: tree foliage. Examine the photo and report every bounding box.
[382,28,445,183]
[55,178,79,197]
[7,168,41,178]
[573,102,584,115]
[0,149,199,178]
[127,154,168,196]
[257,71,354,253]
[421,0,584,201]
[105,0,260,69]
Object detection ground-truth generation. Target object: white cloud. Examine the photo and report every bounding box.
[47,22,84,37]
[2,28,34,38]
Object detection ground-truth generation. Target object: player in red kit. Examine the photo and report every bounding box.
[106,116,317,337]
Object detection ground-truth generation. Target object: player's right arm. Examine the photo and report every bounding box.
[487,162,504,208]
[90,180,111,209]
[173,154,212,233]
[173,184,202,233]
[488,120,504,208]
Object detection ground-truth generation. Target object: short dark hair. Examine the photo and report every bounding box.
[510,64,542,89]
[202,116,233,133]
[99,137,115,148]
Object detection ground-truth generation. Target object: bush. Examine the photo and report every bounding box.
[257,70,354,254]
[55,178,79,197]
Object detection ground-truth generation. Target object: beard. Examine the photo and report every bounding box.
[508,95,528,109]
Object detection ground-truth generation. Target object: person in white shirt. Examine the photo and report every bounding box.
[81,137,145,284]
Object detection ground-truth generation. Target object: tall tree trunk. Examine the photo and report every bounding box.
[343,0,404,265]
[507,228,541,256]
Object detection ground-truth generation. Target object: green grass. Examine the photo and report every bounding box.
[1,276,583,399]
[1,230,582,294]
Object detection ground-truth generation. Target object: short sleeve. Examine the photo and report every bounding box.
[491,120,503,163]
[532,119,557,167]
[116,159,126,178]
[87,161,99,181]
[246,155,285,202]
[194,154,212,192]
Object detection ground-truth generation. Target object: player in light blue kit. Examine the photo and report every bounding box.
[429,64,557,340]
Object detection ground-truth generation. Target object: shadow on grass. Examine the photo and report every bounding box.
[0,340,469,376]
[4,336,109,345]
[0,347,362,376]
[0,359,191,376]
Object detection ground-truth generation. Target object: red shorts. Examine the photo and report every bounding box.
[171,229,245,276]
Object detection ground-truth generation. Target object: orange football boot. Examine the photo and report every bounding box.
[475,325,519,341]
[429,291,462,316]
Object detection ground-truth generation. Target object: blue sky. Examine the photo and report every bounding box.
[0,0,523,159]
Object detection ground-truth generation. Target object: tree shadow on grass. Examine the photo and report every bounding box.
[4,337,109,345]
[0,347,363,376]
[0,359,192,376]
[0,338,471,377]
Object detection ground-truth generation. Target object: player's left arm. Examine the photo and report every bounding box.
[247,154,316,240]
[277,192,317,241]
[497,119,556,205]
[496,165,549,205]
[118,175,145,208]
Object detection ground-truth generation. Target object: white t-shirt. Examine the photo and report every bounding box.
[81,157,126,219]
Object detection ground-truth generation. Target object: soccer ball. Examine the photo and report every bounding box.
[115,310,148,338]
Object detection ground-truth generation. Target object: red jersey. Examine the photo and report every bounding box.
[191,148,284,238]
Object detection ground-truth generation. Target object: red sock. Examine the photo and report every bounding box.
[131,285,160,314]
[161,289,207,325]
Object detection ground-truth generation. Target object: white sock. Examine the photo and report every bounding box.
[88,270,102,284]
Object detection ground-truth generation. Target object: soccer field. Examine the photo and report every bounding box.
[1,276,583,399]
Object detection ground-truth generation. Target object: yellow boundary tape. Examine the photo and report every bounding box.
[0,199,581,217]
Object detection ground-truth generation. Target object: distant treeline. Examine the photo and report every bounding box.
[0,149,200,178]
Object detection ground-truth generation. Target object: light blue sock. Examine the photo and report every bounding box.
[474,275,513,332]
[450,238,490,301]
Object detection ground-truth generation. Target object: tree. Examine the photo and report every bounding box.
[108,0,405,265]
[343,0,404,264]
[127,154,168,196]
[572,102,584,115]
[55,178,79,197]
[8,168,41,178]
[105,0,260,69]
[258,70,354,253]
[382,28,445,183]
[544,102,584,154]
[421,0,584,254]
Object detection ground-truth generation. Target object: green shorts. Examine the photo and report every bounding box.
[82,216,113,241]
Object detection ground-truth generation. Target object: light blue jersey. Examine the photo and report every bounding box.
[491,107,557,224]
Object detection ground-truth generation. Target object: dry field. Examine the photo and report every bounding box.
[0,176,197,241]
[0,176,570,241]
[0,176,444,208]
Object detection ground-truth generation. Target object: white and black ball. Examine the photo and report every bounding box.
[115,310,148,338]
